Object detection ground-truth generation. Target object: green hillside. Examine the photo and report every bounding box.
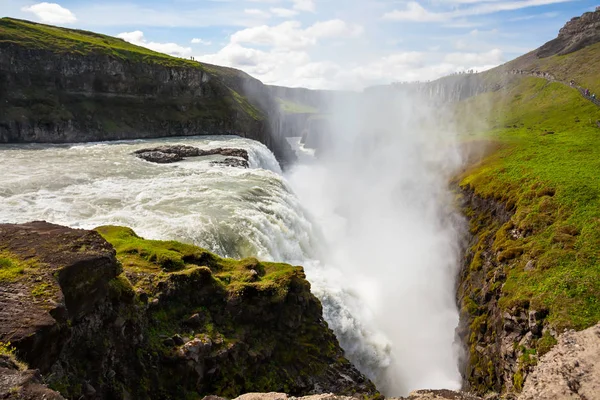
[454,22,600,391]
[459,77,600,329]
[0,17,242,79]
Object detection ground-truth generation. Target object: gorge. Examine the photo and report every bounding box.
[2,7,600,400]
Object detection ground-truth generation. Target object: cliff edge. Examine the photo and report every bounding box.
[0,222,376,399]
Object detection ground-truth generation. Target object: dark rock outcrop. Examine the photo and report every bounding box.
[537,9,600,58]
[133,145,250,166]
[210,158,250,168]
[0,222,377,400]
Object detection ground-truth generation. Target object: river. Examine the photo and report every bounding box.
[0,133,462,395]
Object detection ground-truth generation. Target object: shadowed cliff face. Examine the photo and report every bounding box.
[0,44,257,140]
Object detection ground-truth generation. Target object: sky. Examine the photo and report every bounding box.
[1,0,598,90]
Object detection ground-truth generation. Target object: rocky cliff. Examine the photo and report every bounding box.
[536,9,600,58]
[0,18,294,164]
[0,222,376,400]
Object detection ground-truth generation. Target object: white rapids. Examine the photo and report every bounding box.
[0,134,462,395]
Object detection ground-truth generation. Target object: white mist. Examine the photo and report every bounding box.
[286,88,465,395]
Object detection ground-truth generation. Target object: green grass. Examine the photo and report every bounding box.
[94,226,301,299]
[0,252,28,282]
[0,18,200,68]
[277,98,319,114]
[458,77,600,330]
[0,342,27,371]
[505,42,600,95]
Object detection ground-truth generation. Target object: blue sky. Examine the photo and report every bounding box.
[1,0,598,89]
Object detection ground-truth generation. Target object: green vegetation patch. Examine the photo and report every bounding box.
[0,17,201,69]
[0,341,28,371]
[458,77,600,330]
[277,98,319,114]
[0,252,39,282]
[94,226,302,298]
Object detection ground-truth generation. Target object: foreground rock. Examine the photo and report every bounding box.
[519,323,600,399]
[0,222,377,399]
[134,144,250,167]
[0,354,65,399]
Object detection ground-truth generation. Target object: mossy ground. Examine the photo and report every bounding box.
[0,253,27,282]
[93,226,359,398]
[94,225,300,299]
[457,77,600,331]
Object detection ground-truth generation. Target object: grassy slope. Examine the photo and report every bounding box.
[457,71,600,330]
[505,42,600,95]
[2,17,204,71]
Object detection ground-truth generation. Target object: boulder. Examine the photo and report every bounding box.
[211,157,250,168]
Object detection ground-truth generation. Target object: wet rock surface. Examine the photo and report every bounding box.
[134,145,250,167]
[211,157,250,168]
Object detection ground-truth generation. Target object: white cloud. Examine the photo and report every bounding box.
[444,48,503,66]
[270,7,299,17]
[244,8,272,18]
[306,19,364,38]
[191,38,212,45]
[117,31,192,58]
[383,2,445,22]
[21,2,76,24]
[229,19,363,51]
[292,0,316,12]
[384,0,575,22]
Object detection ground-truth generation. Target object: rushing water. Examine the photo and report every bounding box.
[0,134,461,395]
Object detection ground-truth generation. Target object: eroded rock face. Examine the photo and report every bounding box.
[133,145,250,167]
[519,323,600,399]
[0,222,377,399]
[537,9,600,57]
[457,187,556,396]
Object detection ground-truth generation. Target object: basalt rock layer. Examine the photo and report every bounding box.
[0,18,294,164]
[0,222,377,400]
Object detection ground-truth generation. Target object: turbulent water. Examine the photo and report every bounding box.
[0,133,463,395]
